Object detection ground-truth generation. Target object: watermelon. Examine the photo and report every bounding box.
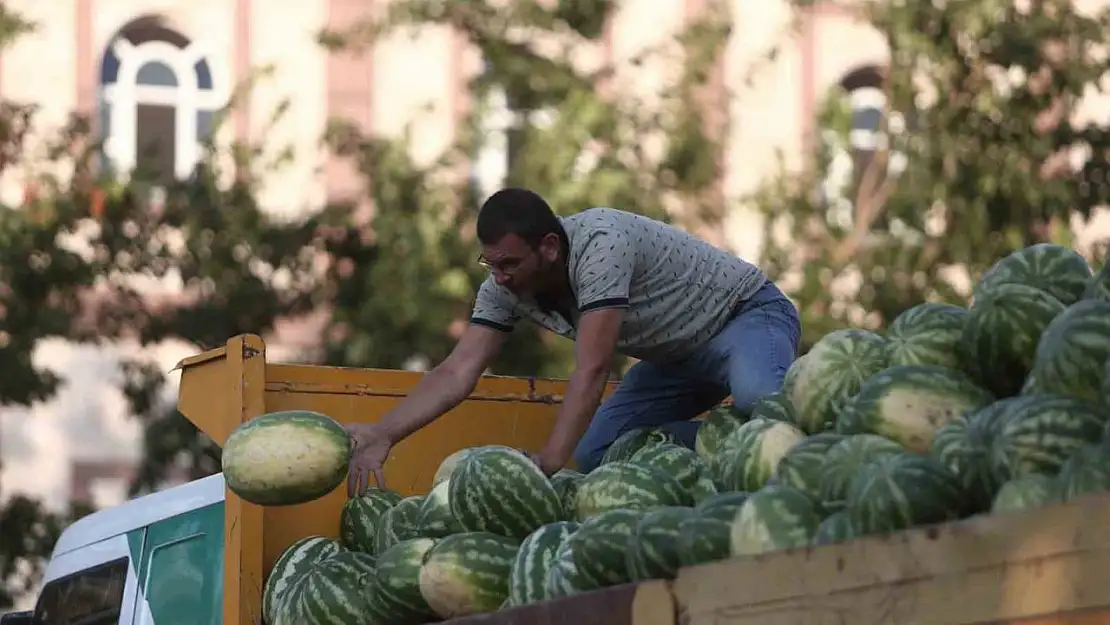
[544,535,592,599]
[433,447,482,487]
[811,510,856,545]
[974,243,1092,306]
[628,443,716,502]
[625,506,695,581]
[449,446,565,539]
[599,427,675,465]
[750,391,797,425]
[846,453,966,536]
[418,531,521,619]
[817,434,904,512]
[1103,358,1110,407]
[284,550,378,625]
[1055,442,1110,500]
[1083,262,1109,302]
[263,536,342,625]
[508,521,579,607]
[786,329,889,434]
[730,485,823,556]
[885,302,969,370]
[417,479,464,538]
[375,495,425,553]
[927,404,1008,513]
[774,432,846,500]
[837,364,994,453]
[573,461,692,521]
[695,404,746,462]
[368,537,438,625]
[1026,299,1110,403]
[987,394,1107,484]
[222,410,351,507]
[677,492,750,567]
[991,474,1059,514]
[339,487,402,553]
[550,469,584,517]
[960,282,1066,398]
[566,508,646,588]
[713,418,806,492]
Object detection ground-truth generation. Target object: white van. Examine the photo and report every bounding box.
[1,474,226,625]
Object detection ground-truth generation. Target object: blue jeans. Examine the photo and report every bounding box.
[572,280,801,472]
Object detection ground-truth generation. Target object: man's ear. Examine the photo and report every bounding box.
[539,232,562,261]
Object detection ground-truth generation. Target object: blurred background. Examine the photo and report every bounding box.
[0,0,1108,608]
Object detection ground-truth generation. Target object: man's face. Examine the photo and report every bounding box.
[480,232,561,298]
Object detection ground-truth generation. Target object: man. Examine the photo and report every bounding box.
[347,188,800,494]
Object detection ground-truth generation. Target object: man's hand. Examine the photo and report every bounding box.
[346,422,393,497]
[524,449,562,477]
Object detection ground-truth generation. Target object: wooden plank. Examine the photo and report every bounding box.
[671,494,1110,625]
[431,583,643,625]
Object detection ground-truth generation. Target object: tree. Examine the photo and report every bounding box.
[754,0,1110,349]
[317,0,736,377]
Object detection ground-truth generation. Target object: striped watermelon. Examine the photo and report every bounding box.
[449,446,565,539]
[974,243,1092,306]
[599,427,675,465]
[987,394,1107,484]
[837,364,994,454]
[1055,443,1110,500]
[1083,262,1109,302]
[628,443,716,502]
[508,521,579,607]
[846,453,966,535]
[677,491,749,567]
[750,391,797,425]
[566,508,646,588]
[374,495,425,553]
[573,461,692,521]
[927,402,1011,513]
[417,479,464,538]
[713,418,806,493]
[625,506,695,581]
[433,447,483,487]
[222,410,351,507]
[368,537,438,625]
[960,283,1065,398]
[991,474,1059,514]
[339,487,402,553]
[1027,299,1110,403]
[1104,358,1110,407]
[730,485,822,556]
[283,550,378,625]
[263,535,342,625]
[786,329,889,434]
[774,432,846,500]
[550,469,584,517]
[811,510,856,545]
[817,434,904,512]
[544,535,592,599]
[418,531,521,619]
[695,404,746,462]
[885,302,969,370]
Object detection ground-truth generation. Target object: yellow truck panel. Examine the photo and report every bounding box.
[176,334,1110,625]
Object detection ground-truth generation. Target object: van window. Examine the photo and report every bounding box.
[33,557,128,625]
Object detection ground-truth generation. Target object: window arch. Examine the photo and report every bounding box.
[98,17,224,184]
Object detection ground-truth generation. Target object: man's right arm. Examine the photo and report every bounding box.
[374,280,516,445]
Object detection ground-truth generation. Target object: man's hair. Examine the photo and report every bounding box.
[476,188,565,247]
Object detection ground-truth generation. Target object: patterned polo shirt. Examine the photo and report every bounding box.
[470,207,767,363]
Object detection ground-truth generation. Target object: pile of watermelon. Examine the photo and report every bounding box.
[262,244,1110,625]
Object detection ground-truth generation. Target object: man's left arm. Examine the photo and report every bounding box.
[535,229,634,474]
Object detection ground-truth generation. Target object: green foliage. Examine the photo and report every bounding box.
[754,0,1110,350]
[319,0,735,377]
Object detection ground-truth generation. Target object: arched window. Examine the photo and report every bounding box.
[98,17,223,185]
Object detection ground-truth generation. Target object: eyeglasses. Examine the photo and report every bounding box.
[477,254,524,276]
